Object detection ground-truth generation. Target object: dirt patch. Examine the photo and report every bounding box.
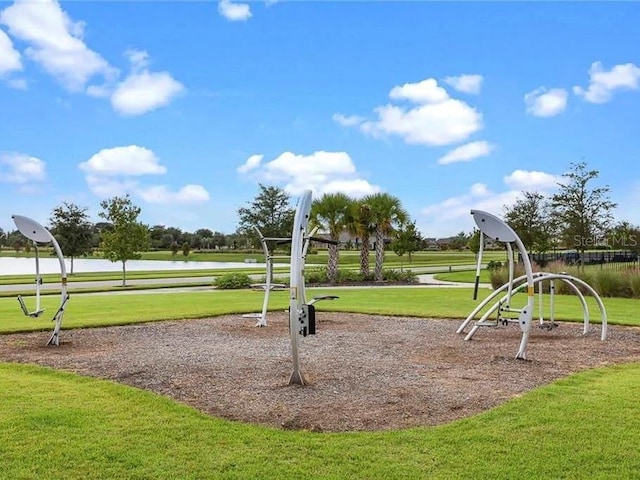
[1,312,639,432]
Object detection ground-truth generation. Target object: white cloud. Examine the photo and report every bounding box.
[79,145,167,176]
[338,77,483,147]
[524,87,568,117]
[503,169,562,191]
[218,0,252,21]
[111,71,184,116]
[237,154,263,174]
[138,184,210,205]
[0,152,46,183]
[238,150,381,198]
[7,77,26,89]
[85,174,138,198]
[443,74,483,94]
[1,3,182,115]
[420,169,561,237]
[573,61,640,103]
[389,78,449,104]
[469,182,490,196]
[0,0,115,91]
[109,49,185,116]
[80,145,210,204]
[0,27,22,74]
[437,140,494,165]
[332,113,365,127]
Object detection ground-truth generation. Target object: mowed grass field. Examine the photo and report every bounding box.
[1,286,639,478]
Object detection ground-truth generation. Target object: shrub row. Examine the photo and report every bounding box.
[489,260,640,298]
[213,268,418,289]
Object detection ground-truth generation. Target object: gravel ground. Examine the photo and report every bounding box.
[1,312,639,432]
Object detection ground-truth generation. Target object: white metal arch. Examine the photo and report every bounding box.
[12,214,70,346]
[459,272,608,342]
[470,210,536,359]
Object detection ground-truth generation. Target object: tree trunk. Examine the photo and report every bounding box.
[327,243,339,283]
[360,233,370,277]
[70,257,74,275]
[122,261,127,287]
[374,227,385,281]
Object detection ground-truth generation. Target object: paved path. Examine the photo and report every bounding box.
[0,272,492,297]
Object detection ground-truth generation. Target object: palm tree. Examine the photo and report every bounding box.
[310,193,351,283]
[364,193,409,281]
[346,200,374,277]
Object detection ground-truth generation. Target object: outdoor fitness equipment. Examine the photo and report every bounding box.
[242,227,289,327]
[12,215,70,346]
[457,210,607,360]
[288,190,339,386]
[243,225,320,327]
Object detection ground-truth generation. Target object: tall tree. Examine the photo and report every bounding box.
[48,202,94,275]
[237,184,295,246]
[449,231,470,251]
[551,161,617,258]
[310,192,351,283]
[99,195,150,287]
[365,193,408,281]
[608,221,640,255]
[391,220,422,270]
[346,201,374,276]
[467,228,481,254]
[504,191,554,253]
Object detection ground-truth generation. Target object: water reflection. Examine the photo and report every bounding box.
[0,257,266,275]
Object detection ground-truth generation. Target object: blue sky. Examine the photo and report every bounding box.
[1,0,639,238]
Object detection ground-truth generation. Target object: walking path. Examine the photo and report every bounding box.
[0,273,492,296]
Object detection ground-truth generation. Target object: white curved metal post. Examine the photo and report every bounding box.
[288,190,313,385]
[470,210,535,359]
[34,242,42,313]
[12,215,68,346]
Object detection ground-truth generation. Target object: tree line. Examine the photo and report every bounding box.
[0,160,636,284]
[502,161,639,258]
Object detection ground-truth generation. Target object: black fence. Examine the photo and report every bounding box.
[527,250,639,269]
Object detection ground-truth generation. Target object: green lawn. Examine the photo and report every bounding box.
[434,270,492,283]
[0,286,636,335]
[1,362,639,479]
[1,287,639,478]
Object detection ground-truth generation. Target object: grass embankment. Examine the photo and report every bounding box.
[1,362,638,479]
[0,287,636,335]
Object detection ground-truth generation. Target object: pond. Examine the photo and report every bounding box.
[0,257,266,276]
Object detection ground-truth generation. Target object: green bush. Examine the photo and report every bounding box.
[382,269,419,283]
[305,267,327,284]
[213,273,252,289]
[625,268,640,298]
[490,260,640,299]
[487,260,502,271]
[337,269,369,283]
[594,269,631,298]
[489,262,527,290]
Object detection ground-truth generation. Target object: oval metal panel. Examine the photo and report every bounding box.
[470,209,518,243]
[12,215,52,243]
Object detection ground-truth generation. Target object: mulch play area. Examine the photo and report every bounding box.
[1,311,639,432]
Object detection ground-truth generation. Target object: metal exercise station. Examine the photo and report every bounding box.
[287,190,339,385]
[243,224,320,327]
[11,215,70,346]
[457,210,607,360]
